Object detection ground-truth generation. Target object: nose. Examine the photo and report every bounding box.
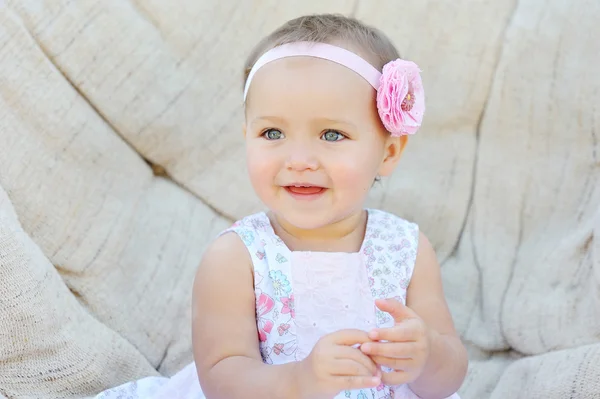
[285,143,319,172]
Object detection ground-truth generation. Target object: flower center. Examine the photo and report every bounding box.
[401,92,415,111]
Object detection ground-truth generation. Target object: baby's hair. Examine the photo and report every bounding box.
[243,13,401,87]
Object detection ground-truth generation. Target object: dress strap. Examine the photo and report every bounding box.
[361,209,420,327]
[219,212,294,292]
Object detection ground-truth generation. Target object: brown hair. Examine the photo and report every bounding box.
[243,14,401,87]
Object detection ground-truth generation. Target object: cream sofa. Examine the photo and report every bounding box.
[1,1,599,398]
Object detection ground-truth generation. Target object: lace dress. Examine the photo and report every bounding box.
[95,209,461,399]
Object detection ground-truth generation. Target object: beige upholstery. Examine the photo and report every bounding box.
[0,1,598,398]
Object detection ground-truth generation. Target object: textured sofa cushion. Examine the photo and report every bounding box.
[0,4,228,397]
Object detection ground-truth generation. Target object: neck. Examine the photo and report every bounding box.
[269,210,367,252]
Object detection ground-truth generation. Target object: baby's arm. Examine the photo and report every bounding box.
[192,233,300,398]
[405,232,468,398]
[192,232,379,399]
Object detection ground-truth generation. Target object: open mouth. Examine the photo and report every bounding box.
[284,184,327,199]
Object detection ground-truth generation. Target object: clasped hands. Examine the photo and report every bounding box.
[298,298,432,397]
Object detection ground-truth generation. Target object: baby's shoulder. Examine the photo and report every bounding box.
[201,229,251,270]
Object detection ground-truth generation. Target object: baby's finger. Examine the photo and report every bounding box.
[368,321,419,342]
[333,375,381,392]
[331,359,373,377]
[328,329,373,346]
[334,346,378,375]
[370,355,413,372]
[360,342,415,358]
[381,370,411,386]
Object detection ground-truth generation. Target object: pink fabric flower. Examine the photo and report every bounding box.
[376,59,425,136]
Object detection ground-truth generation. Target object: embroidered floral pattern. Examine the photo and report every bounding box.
[281,295,295,318]
[269,270,292,296]
[256,291,275,342]
[277,322,291,336]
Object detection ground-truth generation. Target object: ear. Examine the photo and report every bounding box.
[378,135,408,177]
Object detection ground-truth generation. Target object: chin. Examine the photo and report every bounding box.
[269,208,326,229]
[275,206,356,231]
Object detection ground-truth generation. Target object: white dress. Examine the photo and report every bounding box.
[95,209,461,399]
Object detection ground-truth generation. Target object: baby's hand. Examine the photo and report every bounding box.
[359,298,431,386]
[297,329,381,398]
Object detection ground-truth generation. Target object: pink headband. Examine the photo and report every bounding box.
[243,41,425,136]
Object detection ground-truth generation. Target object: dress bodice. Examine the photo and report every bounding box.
[222,209,421,399]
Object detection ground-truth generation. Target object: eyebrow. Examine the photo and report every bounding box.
[250,115,287,124]
[317,117,357,131]
[250,116,357,131]
[248,116,288,130]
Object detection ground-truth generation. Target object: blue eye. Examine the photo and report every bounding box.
[263,129,284,140]
[321,130,345,142]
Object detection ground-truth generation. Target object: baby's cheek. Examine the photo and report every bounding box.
[332,161,375,194]
[246,152,276,193]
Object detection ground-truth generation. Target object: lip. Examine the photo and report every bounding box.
[283,183,327,201]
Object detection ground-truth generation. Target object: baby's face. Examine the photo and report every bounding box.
[244,53,403,230]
